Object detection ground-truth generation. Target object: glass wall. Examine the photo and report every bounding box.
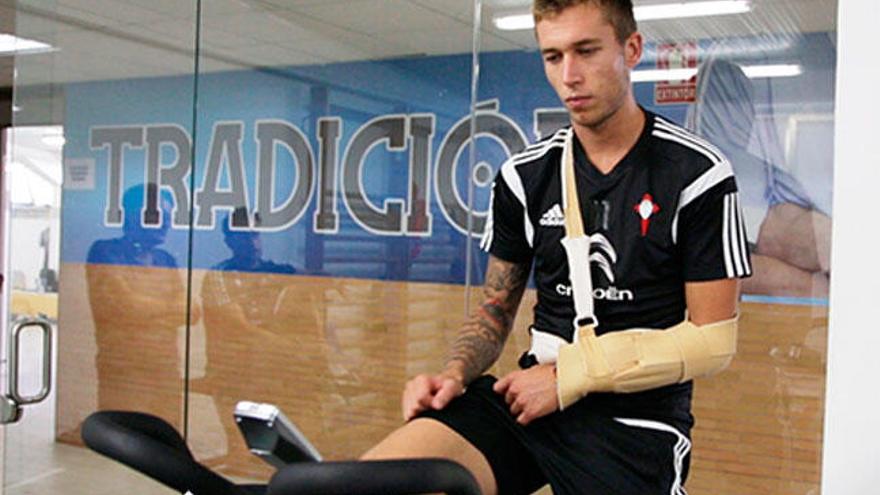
[6,0,198,492]
[187,0,484,475]
[2,0,837,494]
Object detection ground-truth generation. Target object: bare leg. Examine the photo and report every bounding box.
[361,418,497,495]
[756,204,831,273]
[743,254,829,298]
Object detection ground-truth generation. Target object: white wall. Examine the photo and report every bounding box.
[8,209,59,292]
[821,0,880,491]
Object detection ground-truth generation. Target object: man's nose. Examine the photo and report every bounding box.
[562,55,582,86]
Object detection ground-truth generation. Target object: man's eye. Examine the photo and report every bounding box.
[544,54,561,63]
[577,48,596,56]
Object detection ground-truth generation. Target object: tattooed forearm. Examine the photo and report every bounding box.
[447,300,509,382]
[485,257,530,294]
[445,256,531,384]
[478,297,511,330]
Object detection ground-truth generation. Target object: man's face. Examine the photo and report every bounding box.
[535,3,642,130]
[124,197,171,247]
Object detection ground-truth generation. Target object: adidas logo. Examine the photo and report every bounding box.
[539,204,565,227]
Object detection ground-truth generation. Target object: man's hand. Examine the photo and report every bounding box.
[401,372,465,421]
[493,364,559,425]
[400,256,530,422]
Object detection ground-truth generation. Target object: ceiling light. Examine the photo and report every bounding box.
[631,63,802,82]
[741,63,802,78]
[636,1,750,21]
[41,135,66,147]
[493,0,752,31]
[631,67,699,83]
[0,33,54,55]
[493,13,534,31]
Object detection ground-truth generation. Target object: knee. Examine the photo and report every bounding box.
[360,419,497,495]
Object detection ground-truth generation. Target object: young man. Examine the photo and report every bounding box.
[363,1,750,494]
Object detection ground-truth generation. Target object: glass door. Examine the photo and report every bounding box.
[1,0,199,493]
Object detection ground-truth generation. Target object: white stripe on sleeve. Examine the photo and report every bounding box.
[728,193,745,276]
[733,193,752,275]
[722,193,735,277]
[479,185,495,252]
[671,161,734,244]
[721,192,752,277]
[500,159,535,248]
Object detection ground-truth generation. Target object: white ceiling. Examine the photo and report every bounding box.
[4,0,838,86]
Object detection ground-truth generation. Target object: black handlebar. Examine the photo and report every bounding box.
[267,458,482,495]
[82,411,482,495]
[81,411,259,495]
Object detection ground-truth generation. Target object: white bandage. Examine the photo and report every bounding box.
[556,317,738,410]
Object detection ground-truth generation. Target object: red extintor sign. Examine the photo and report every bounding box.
[655,42,698,104]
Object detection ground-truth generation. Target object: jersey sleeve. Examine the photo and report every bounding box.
[677,173,752,281]
[480,167,534,263]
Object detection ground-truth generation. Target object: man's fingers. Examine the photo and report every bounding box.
[401,393,418,420]
[516,411,533,426]
[405,388,436,420]
[401,375,435,420]
[403,401,424,421]
[428,375,448,392]
[509,398,525,417]
[402,374,465,419]
[505,388,518,405]
[431,379,462,409]
[495,375,519,407]
[415,393,433,411]
[402,394,426,421]
[493,374,512,394]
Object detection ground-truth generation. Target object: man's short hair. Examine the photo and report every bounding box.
[532,0,637,44]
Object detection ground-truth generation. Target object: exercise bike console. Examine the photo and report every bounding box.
[234,401,322,467]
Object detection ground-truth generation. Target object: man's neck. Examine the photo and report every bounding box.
[232,255,260,269]
[572,100,645,175]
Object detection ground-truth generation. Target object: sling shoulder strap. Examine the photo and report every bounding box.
[559,130,599,338]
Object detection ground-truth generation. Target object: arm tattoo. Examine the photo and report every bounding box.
[446,256,531,384]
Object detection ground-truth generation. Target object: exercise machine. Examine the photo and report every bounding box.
[81,401,481,495]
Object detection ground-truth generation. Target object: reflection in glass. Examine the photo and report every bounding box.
[85,183,194,425]
[187,2,480,475]
[197,208,296,470]
[687,58,831,298]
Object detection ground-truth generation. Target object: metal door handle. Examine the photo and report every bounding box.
[8,318,53,405]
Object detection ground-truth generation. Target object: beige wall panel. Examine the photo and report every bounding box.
[57,263,188,443]
[57,263,826,492]
[688,303,826,495]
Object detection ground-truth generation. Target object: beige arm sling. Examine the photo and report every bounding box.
[555,132,737,410]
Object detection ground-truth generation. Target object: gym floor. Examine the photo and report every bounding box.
[2,353,176,494]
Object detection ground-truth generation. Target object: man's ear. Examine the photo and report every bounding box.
[624,32,643,68]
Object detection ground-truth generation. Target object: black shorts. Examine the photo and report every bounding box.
[418,376,692,495]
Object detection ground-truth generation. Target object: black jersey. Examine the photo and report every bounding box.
[484,110,751,337]
[481,111,751,418]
